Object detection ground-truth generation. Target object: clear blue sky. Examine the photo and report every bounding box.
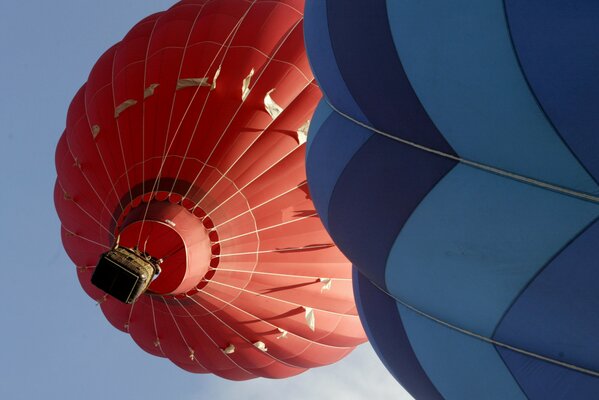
[0,2,412,399]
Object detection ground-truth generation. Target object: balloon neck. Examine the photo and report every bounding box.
[93,199,214,302]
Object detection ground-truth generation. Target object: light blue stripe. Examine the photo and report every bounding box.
[397,303,526,400]
[386,164,599,337]
[385,0,599,196]
[305,99,331,158]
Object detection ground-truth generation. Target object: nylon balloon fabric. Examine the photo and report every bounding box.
[54,0,365,380]
[304,1,599,399]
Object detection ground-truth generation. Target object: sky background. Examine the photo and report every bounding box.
[0,2,413,399]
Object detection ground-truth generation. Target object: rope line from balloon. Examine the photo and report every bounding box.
[213,180,309,229]
[211,268,351,282]
[217,243,334,257]
[168,4,263,200]
[150,297,166,356]
[136,1,219,248]
[61,226,111,250]
[61,136,120,226]
[140,13,162,199]
[216,212,318,243]
[162,4,233,197]
[163,300,210,370]
[179,14,306,302]
[197,287,357,350]
[174,297,255,376]
[124,298,136,334]
[185,294,304,370]
[81,84,127,214]
[326,99,599,204]
[204,138,308,219]
[136,1,257,249]
[57,180,115,239]
[174,0,306,206]
[111,44,135,207]
[191,77,314,211]
[365,277,599,378]
[184,17,306,208]
[204,278,359,318]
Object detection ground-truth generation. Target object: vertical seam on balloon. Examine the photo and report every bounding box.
[141,14,161,203]
[82,72,126,215]
[197,288,355,350]
[159,3,210,196]
[136,2,211,249]
[183,8,302,304]
[56,179,115,239]
[162,0,258,198]
[174,298,256,377]
[259,0,303,16]
[110,38,134,208]
[227,44,312,81]
[501,0,599,189]
[327,99,599,205]
[366,275,599,378]
[59,133,119,226]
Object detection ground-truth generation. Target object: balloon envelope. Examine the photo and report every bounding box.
[305,1,599,399]
[55,0,365,380]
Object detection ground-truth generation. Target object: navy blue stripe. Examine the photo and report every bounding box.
[354,268,443,400]
[325,0,456,154]
[504,0,599,185]
[327,133,456,288]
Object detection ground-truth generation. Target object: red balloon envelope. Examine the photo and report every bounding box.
[54,0,365,379]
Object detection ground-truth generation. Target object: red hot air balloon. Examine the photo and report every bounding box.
[54,0,365,380]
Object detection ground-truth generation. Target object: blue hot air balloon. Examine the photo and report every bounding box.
[303,1,599,399]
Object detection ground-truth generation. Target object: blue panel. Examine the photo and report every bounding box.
[494,218,599,373]
[387,164,599,337]
[353,268,443,400]
[327,135,456,288]
[497,347,599,400]
[385,0,599,196]
[323,0,456,155]
[397,302,526,400]
[305,101,371,230]
[505,1,599,184]
[303,1,368,123]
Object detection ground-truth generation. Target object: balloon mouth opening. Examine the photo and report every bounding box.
[93,193,219,303]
